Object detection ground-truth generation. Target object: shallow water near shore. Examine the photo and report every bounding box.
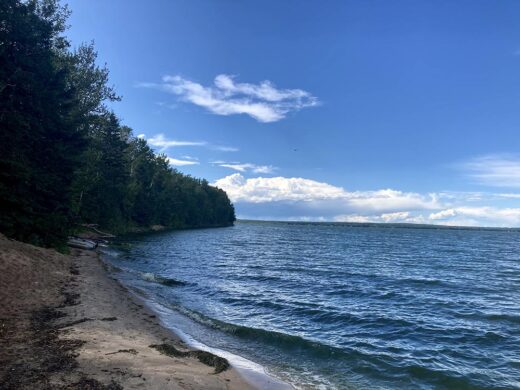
[101,221,520,389]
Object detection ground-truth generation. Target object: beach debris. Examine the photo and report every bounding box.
[67,237,98,250]
[150,343,187,358]
[192,350,230,374]
[105,349,138,356]
[71,377,123,389]
[100,317,118,321]
[149,344,230,374]
[57,317,92,329]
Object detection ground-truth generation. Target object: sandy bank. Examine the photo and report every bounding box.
[0,233,253,389]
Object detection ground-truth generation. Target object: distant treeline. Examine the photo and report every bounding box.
[0,0,235,246]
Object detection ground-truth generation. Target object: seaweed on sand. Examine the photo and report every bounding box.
[149,343,230,374]
[0,307,84,388]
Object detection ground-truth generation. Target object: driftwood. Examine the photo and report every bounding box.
[67,237,97,250]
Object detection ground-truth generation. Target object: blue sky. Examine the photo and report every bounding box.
[66,0,520,226]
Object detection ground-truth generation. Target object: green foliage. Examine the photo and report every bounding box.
[72,118,236,232]
[0,0,85,246]
[0,0,235,246]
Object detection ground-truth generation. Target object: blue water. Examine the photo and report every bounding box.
[102,221,520,389]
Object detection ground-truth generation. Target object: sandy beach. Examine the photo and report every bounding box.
[0,233,255,389]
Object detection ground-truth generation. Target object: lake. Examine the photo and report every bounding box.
[102,221,520,389]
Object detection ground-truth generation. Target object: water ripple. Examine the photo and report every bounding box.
[104,221,520,389]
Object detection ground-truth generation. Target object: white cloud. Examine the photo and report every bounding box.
[332,208,520,227]
[334,212,427,224]
[213,74,311,102]
[213,174,438,210]
[213,173,520,227]
[380,211,412,222]
[139,133,237,154]
[212,145,239,152]
[167,157,199,167]
[217,163,276,174]
[498,193,520,199]
[429,209,458,220]
[428,207,520,227]
[143,74,319,123]
[147,133,206,150]
[181,155,198,161]
[462,154,520,188]
[346,189,439,212]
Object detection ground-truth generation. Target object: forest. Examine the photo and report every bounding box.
[0,0,236,247]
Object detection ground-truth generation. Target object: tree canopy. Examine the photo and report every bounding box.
[0,0,235,246]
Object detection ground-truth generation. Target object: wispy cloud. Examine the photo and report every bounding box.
[181,155,198,161]
[213,162,276,174]
[140,74,319,123]
[461,154,520,188]
[147,133,206,151]
[167,157,199,167]
[212,145,239,152]
[139,133,237,153]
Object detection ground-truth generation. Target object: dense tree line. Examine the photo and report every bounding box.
[0,0,235,246]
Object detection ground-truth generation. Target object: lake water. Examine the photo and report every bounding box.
[101,221,520,389]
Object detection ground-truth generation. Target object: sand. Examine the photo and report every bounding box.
[0,233,254,389]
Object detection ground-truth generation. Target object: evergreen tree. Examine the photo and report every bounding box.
[0,0,236,246]
[0,0,84,245]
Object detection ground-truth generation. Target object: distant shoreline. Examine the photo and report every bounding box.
[236,218,520,232]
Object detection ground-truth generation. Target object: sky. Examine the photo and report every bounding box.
[66,0,520,227]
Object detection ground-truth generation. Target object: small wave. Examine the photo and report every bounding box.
[406,364,490,390]
[455,310,520,325]
[484,313,520,324]
[168,302,503,389]
[98,247,122,258]
[237,274,286,283]
[481,331,507,341]
[400,277,445,286]
[103,262,123,273]
[141,272,188,287]
[168,303,350,358]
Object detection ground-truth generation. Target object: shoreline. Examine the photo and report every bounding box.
[97,252,292,390]
[115,283,292,390]
[0,233,284,389]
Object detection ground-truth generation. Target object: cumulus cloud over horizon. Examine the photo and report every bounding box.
[213,173,520,227]
[214,173,439,209]
[141,74,319,122]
